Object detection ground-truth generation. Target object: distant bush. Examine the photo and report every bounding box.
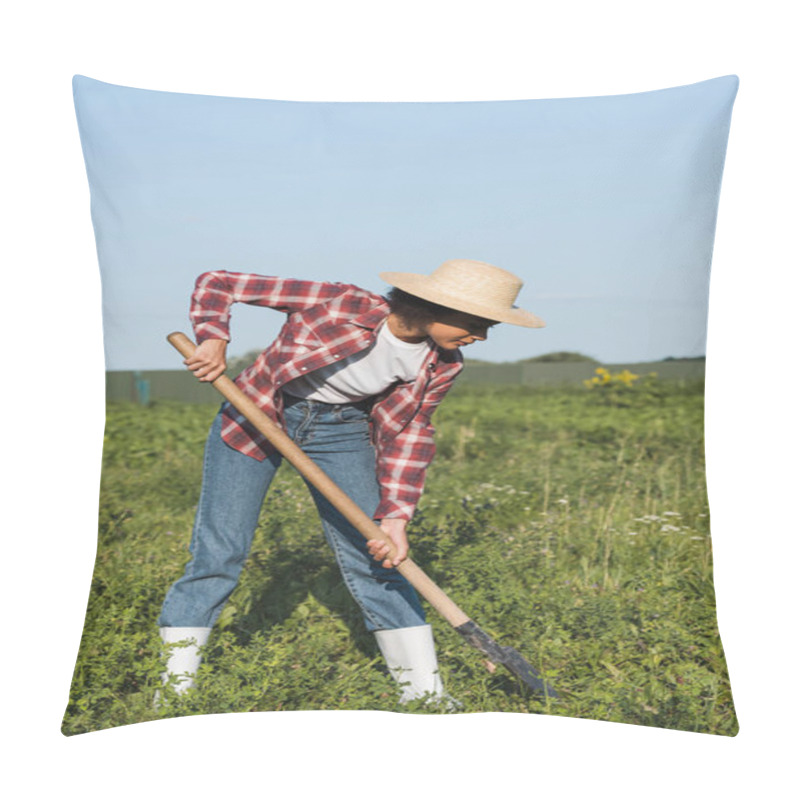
[521,351,600,364]
[226,349,264,375]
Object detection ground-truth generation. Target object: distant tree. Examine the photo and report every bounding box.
[520,351,600,364]
[226,349,263,375]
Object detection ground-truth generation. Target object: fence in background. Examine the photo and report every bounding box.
[106,359,705,404]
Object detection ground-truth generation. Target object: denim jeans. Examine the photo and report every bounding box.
[158,395,426,632]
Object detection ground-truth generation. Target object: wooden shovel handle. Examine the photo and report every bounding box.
[168,332,470,629]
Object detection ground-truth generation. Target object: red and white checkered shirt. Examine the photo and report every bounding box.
[190,271,464,520]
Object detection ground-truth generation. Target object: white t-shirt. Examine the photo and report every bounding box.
[282,319,430,404]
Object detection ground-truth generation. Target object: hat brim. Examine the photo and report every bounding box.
[379,271,546,329]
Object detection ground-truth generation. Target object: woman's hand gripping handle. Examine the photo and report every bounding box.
[183,338,228,382]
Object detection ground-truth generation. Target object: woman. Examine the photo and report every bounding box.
[158,258,545,707]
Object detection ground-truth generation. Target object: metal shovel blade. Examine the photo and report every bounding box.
[455,620,558,698]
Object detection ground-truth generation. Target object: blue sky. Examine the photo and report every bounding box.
[73,75,738,370]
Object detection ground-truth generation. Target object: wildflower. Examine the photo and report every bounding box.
[616,369,639,386]
[660,524,681,532]
[584,366,642,389]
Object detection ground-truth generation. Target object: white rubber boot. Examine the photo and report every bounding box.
[374,624,458,709]
[158,627,211,697]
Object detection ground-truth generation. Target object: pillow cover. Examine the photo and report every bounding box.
[64,74,739,735]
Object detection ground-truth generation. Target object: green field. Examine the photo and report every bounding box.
[62,377,737,736]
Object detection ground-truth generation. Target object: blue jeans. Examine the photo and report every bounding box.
[158,395,426,632]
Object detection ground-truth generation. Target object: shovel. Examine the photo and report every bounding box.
[168,331,557,698]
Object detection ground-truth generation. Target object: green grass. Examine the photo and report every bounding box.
[61,378,737,736]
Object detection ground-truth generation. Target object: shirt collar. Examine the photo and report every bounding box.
[350,299,444,365]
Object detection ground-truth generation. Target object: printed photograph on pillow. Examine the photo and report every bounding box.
[63,74,739,735]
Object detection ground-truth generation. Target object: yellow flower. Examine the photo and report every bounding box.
[616,369,639,386]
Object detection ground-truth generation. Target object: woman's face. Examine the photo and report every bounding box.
[425,311,499,350]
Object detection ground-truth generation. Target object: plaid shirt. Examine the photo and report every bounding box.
[191,271,464,520]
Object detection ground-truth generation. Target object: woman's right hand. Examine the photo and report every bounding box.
[185,338,228,382]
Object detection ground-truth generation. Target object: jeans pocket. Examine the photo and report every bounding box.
[334,404,369,423]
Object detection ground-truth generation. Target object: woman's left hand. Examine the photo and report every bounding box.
[367,519,409,569]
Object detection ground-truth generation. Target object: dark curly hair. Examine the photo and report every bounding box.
[382,287,461,329]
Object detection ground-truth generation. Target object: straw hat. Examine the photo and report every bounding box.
[379,259,545,329]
